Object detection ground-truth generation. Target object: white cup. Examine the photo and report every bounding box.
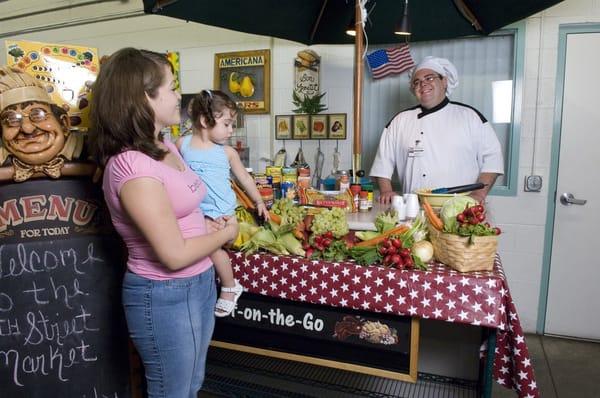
[404,193,419,219]
[391,195,406,221]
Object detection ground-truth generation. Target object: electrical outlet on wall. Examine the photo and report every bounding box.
[524,175,543,192]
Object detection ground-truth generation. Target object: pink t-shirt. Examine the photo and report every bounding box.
[102,140,212,280]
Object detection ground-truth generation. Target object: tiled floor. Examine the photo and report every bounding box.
[492,334,600,397]
[200,334,600,397]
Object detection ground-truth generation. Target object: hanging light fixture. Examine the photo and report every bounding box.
[394,0,411,36]
[346,17,356,36]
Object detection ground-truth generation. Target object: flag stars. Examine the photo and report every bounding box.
[364,269,373,279]
[409,289,419,299]
[386,271,396,281]
[310,271,318,280]
[447,283,457,293]
[396,295,406,305]
[352,275,362,284]
[434,291,444,301]
[331,273,340,282]
[374,277,384,286]
[459,276,470,286]
[374,293,382,303]
[434,275,445,284]
[320,281,328,290]
[351,291,360,300]
[472,285,483,295]
[386,287,395,297]
[410,274,420,283]
[320,265,329,274]
[341,283,350,292]
[422,281,431,291]
[485,278,497,288]
[362,285,372,295]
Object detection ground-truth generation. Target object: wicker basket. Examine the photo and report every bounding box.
[429,227,497,272]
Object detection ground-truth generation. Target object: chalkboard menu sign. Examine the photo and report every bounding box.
[0,178,130,398]
[213,293,419,382]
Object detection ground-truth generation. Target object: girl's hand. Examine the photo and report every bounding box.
[256,202,270,221]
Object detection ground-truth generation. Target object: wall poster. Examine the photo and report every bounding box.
[214,49,270,114]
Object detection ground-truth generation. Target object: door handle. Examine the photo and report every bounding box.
[560,193,587,206]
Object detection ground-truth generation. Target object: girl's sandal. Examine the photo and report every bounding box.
[215,279,244,317]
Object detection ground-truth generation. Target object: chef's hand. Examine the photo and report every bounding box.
[378,190,399,205]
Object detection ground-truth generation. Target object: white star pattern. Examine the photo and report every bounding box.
[227,253,537,397]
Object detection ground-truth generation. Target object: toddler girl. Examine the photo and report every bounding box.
[177,89,268,317]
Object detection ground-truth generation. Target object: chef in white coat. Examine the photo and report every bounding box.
[369,56,504,204]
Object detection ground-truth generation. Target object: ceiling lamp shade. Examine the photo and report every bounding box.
[346,18,356,36]
[394,0,411,36]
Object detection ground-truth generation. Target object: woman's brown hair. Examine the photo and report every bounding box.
[88,48,172,166]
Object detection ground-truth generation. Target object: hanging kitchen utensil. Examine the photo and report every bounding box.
[312,140,325,188]
[290,141,309,168]
[332,140,341,173]
[273,144,287,167]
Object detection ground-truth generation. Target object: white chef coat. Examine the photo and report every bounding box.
[369,98,504,194]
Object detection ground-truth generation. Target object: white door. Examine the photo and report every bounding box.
[545,32,600,340]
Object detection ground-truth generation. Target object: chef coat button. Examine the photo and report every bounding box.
[422,174,426,177]
[420,131,424,135]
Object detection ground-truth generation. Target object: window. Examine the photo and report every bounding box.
[362,28,523,195]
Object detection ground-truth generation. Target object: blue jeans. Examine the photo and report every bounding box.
[122,268,216,398]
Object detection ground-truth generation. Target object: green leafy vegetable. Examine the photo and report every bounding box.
[440,196,479,232]
[374,210,398,233]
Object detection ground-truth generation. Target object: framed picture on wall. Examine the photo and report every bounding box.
[292,114,310,140]
[214,49,271,114]
[310,114,328,139]
[328,113,347,140]
[275,115,292,140]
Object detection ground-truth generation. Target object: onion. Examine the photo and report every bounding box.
[412,240,434,263]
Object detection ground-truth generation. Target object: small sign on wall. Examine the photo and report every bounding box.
[294,49,320,99]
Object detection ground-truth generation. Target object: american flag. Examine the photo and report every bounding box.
[366,45,415,79]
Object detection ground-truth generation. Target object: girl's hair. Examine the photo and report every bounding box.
[88,47,172,166]
[189,89,237,129]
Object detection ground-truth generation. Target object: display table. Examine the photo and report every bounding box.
[228,251,539,398]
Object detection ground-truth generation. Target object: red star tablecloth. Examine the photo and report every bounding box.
[228,251,538,398]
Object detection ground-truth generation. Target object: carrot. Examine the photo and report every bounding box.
[269,211,282,224]
[231,180,255,210]
[354,225,409,247]
[422,198,444,230]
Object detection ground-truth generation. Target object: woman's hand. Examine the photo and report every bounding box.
[222,215,239,242]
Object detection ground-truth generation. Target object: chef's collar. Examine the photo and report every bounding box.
[417,97,449,119]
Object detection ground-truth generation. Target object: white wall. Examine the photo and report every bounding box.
[2,0,599,332]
